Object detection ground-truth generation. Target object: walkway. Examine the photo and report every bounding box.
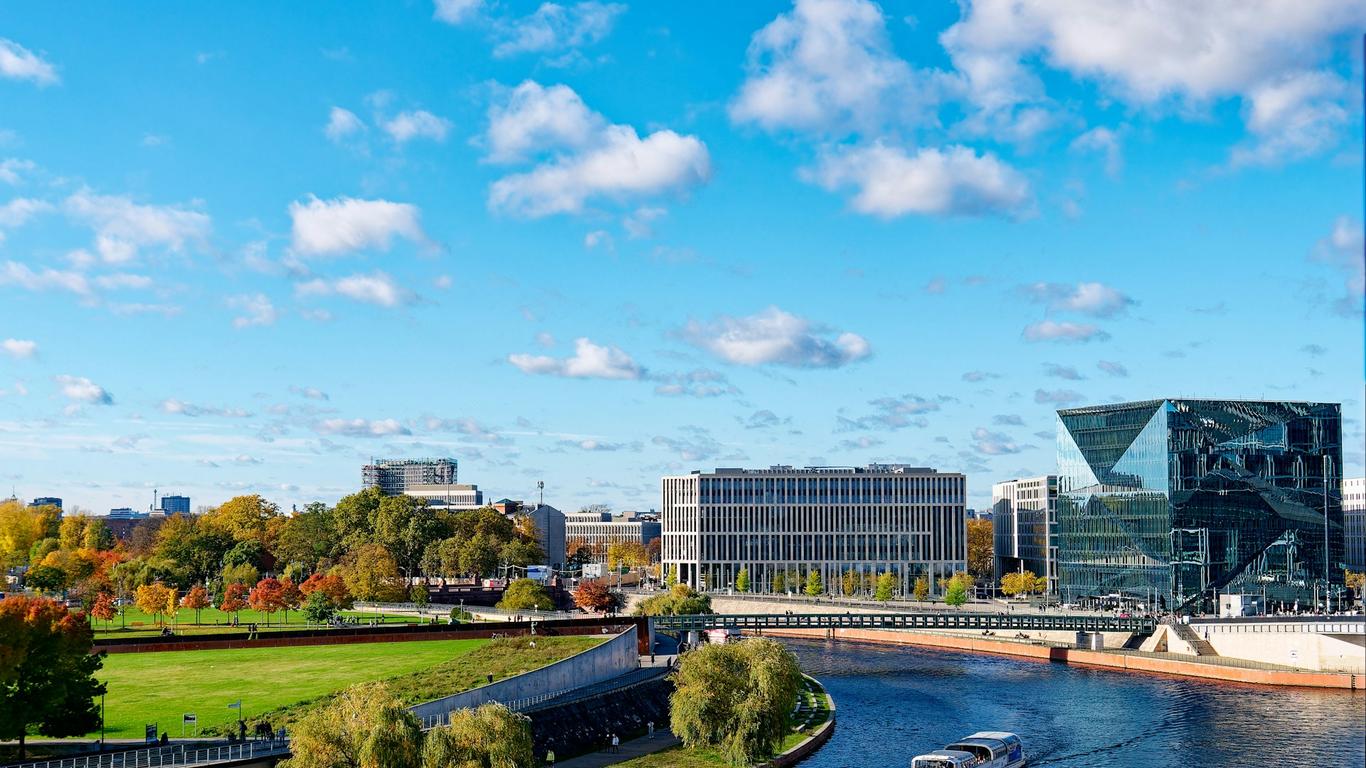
[555,729,681,768]
[654,611,1155,634]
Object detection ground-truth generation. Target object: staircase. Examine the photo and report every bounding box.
[1171,622,1219,656]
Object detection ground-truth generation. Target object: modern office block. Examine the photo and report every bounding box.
[29,497,62,510]
[406,483,484,510]
[525,504,565,570]
[565,510,662,563]
[662,464,967,595]
[1056,399,1342,610]
[1345,477,1365,572]
[159,495,190,515]
[362,458,458,496]
[991,475,1058,592]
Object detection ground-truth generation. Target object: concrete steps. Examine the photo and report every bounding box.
[1170,622,1219,656]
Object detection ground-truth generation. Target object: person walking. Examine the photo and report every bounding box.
[545,749,555,767]
[611,733,619,753]
[647,721,654,740]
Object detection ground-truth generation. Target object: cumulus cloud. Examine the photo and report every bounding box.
[484,81,710,217]
[296,272,416,308]
[288,196,427,257]
[159,398,252,418]
[63,189,211,264]
[325,107,366,142]
[0,262,91,296]
[971,427,1022,455]
[316,417,410,437]
[227,293,278,328]
[0,39,58,86]
[682,306,870,368]
[961,370,1000,382]
[1311,216,1364,317]
[1070,126,1123,176]
[0,158,36,185]
[839,394,944,431]
[1043,363,1085,380]
[290,385,329,401]
[1097,360,1129,377]
[55,374,112,405]
[433,0,483,24]
[806,143,1031,218]
[382,110,452,144]
[507,337,642,380]
[1023,320,1109,343]
[1024,281,1134,317]
[0,198,53,237]
[2,338,37,359]
[1034,388,1085,406]
[491,2,626,58]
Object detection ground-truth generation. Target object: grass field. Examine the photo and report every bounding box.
[91,605,428,638]
[93,635,602,739]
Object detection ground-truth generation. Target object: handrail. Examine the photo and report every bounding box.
[651,611,1157,634]
[8,739,291,768]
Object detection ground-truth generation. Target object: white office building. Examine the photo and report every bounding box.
[566,510,662,563]
[362,458,458,496]
[991,475,1058,593]
[1345,477,1365,572]
[661,465,967,596]
[406,483,485,510]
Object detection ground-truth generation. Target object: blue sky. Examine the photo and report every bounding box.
[1,0,1363,515]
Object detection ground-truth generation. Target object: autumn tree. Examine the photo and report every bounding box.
[280,578,303,623]
[841,568,859,597]
[0,500,57,570]
[134,583,177,626]
[771,571,787,594]
[912,575,929,602]
[496,578,553,612]
[424,703,533,768]
[607,541,649,570]
[201,494,281,547]
[248,578,287,626]
[341,543,406,603]
[965,518,994,582]
[735,567,750,593]
[300,572,352,609]
[90,591,118,631]
[181,585,211,624]
[573,579,621,613]
[283,683,422,768]
[804,569,824,597]
[875,572,898,601]
[0,596,106,759]
[1000,570,1045,598]
[670,638,802,767]
[220,582,248,619]
[633,584,712,617]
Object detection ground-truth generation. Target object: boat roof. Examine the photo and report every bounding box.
[966,731,1021,741]
[912,750,978,764]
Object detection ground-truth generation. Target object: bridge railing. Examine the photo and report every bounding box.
[10,740,290,768]
[652,612,1156,634]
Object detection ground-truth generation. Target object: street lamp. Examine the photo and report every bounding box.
[100,691,105,749]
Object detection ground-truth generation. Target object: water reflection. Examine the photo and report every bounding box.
[783,638,1365,768]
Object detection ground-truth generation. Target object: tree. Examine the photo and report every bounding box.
[664,565,678,588]
[181,585,211,624]
[0,596,107,759]
[201,494,280,546]
[634,584,712,617]
[220,582,248,619]
[134,583,177,626]
[274,503,339,570]
[341,544,406,603]
[300,572,352,609]
[304,591,337,626]
[424,703,533,768]
[249,578,287,626]
[1346,569,1365,595]
[280,578,304,623]
[221,562,260,588]
[771,571,787,594]
[283,683,422,768]
[83,519,115,551]
[670,638,802,767]
[573,579,621,613]
[647,537,661,563]
[496,578,553,612]
[735,568,750,593]
[90,591,118,631]
[875,572,897,601]
[59,515,88,551]
[0,500,53,571]
[841,569,858,597]
[966,519,994,582]
[803,569,823,597]
[912,575,929,602]
[26,565,68,595]
[607,541,649,570]
[374,495,446,580]
[944,574,970,608]
[410,583,429,607]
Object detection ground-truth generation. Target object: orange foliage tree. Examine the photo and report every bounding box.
[573,579,621,614]
[220,582,248,620]
[299,572,352,609]
[248,577,286,626]
[181,585,211,624]
[90,591,118,631]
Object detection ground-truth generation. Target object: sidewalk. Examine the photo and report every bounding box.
[555,729,681,768]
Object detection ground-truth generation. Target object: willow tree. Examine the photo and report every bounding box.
[283,684,422,768]
[671,638,803,766]
[422,703,532,768]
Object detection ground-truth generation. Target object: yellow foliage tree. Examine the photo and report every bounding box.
[135,583,178,626]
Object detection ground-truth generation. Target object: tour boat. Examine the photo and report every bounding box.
[910,732,1026,768]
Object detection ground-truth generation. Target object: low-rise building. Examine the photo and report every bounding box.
[566,510,662,563]
[406,483,485,510]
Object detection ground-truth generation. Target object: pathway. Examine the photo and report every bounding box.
[555,729,681,768]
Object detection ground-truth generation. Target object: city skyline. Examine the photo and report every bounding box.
[1,1,1363,515]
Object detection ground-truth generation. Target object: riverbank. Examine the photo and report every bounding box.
[756,628,1362,689]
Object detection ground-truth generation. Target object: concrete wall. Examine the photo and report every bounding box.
[411,628,639,722]
[1192,622,1365,673]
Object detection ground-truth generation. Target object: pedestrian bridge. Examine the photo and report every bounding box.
[651,611,1157,634]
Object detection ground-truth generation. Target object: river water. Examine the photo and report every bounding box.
[781,637,1366,768]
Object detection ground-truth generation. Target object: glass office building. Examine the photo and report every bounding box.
[1056,399,1342,611]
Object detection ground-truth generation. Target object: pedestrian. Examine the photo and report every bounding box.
[611,733,619,753]
[238,720,246,742]
[159,732,168,746]
[545,749,555,767]
[650,652,655,664]
[647,721,654,740]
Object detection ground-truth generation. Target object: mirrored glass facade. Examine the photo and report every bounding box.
[1056,399,1342,610]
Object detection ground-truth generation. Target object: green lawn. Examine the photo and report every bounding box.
[96,638,486,738]
[92,605,428,638]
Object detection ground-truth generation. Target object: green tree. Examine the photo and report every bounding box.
[944,575,969,608]
[670,638,802,767]
[0,596,106,759]
[283,683,421,768]
[912,575,929,602]
[771,571,787,594]
[633,584,713,617]
[222,540,265,570]
[735,568,750,593]
[499,539,545,570]
[331,488,384,555]
[875,572,897,601]
[304,591,338,625]
[82,519,114,551]
[341,544,406,603]
[803,569,823,597]
[26,565,68,595]
[841,569,858,597]
[664,565,678,588]
[458,534,501,579]
[274,503,339,571]
[410,583,429,607]
[423,703,533,768]
[374,496,447,580]
[496,578,553,611]
[221,561,260,588]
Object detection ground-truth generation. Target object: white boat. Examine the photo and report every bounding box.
[910,732,1026,768]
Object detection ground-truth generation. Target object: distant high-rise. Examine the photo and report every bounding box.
[30,497,62,510]
[1345,477,1365,572]
[362,458,458,496]
[991,475,1058,593]
[159,495,191,515]
[525,504,566,570]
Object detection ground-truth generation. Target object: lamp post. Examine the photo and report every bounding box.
[100,691,105,750]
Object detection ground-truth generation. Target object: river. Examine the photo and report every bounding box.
[781,637,1366,768]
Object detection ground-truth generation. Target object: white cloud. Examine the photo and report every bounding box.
[942,0,1366,164]
[807,143,1031,218]
[289,385,329,401]
[63,189,211,264]
[840,394,943,430]
[508,337,642,380]
[0,159,36,185]
[288,196,426,256]
[296,271,415,308]
[1097,360,1129,377]
[0,197,52,238]
[433,0,484,24]
[584,230,613,250]
[382,110,452,144]
[55,374,112,405]
[1034,388,1085,406]
[623,206,666,239]
[316,417,411,437]
[1022,320,1109,343]
[0,261,91,295]
[2,338,37,359]
[1312,215,1365,317]
[730,0,923,135]
[1070,127,1123,176]
[227,293,278,328]
[324,107,366,143]
[1024,281,1134,317]
[485,81,710,217]
[492,2,626,58]
[1044,363,1085,380]
[683,306,871,368]
[971,427,1022,455]
[93,273,153,291]
[159,398,252,418]
[0,39,58,86]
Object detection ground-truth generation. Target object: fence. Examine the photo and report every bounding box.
[12,740,289,768]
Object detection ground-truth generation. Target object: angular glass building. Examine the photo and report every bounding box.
[1056,399,1342,611]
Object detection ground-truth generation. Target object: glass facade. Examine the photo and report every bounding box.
[1056,399,1343,610]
